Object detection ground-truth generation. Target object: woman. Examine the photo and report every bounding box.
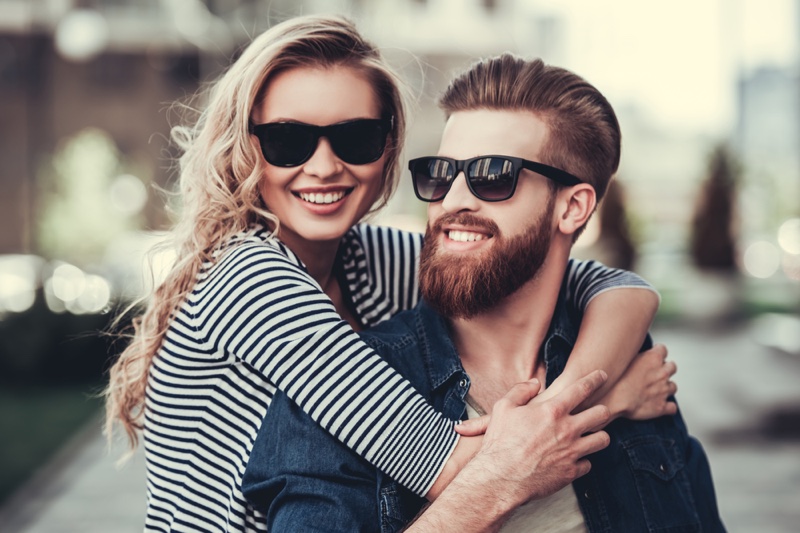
[105,14,673,532]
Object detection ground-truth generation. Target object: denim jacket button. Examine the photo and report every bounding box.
[458,378,468,388]
[583,490,592,500]
[659,464,667,474]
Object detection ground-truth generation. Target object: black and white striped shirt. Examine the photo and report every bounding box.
[143,223,653,532]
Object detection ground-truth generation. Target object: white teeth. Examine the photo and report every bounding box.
[299,191,345,204]
[448,230,488,242]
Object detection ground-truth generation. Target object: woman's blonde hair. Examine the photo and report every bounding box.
[104,14,408,451]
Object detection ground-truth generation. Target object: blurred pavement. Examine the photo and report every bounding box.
[1,319,800,532]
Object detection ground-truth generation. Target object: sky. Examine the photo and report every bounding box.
[532,0,798,135]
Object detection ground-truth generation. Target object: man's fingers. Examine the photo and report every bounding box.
[499,379,541,407]
[571,403,611,435]
[556,370,608,412]
[576,458,593,478]
[455,414,490,436]
[574,430,611,459]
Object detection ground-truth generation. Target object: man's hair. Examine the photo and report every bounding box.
[439,53,620,203]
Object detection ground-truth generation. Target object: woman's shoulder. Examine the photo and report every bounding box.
[349,223,424,250]
[203,225,307,281]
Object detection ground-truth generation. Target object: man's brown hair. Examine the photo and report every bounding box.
[439,53,621,202]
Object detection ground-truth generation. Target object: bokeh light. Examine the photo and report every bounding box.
[0,255,40,314]
[110,174,148,216]
[51,263,86,302]
[54,9,109,61]
[777,218,800,255]
[782,252,800,281]
[45,262,112,314]
[742,240,781,278]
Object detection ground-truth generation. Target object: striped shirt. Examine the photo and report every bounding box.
[143,223,653,532]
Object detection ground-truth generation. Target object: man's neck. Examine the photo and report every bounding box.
[450,255,567,411]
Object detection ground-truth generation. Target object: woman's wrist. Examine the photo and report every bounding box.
[425,434,483,501]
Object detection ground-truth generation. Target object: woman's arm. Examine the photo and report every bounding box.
[454,260,666,438]
[535,285,659,406]
[204,241,458,498]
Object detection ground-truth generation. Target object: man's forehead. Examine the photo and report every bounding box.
[438,109,548,160]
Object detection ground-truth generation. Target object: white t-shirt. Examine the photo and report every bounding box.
[465,401,588,533]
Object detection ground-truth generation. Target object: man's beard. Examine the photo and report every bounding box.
[419,207,553,319]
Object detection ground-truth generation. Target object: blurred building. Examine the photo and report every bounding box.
[0,0,562,255]
[735,65,800,234]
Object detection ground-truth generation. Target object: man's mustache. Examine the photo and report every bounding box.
[428,213,501,237]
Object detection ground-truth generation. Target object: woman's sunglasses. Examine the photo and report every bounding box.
[408,155,584,202]
[249,117,393,167]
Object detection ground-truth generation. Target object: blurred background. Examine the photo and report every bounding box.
[0,0,798,531]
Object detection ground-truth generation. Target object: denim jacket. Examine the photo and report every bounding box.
[243,285,725,532]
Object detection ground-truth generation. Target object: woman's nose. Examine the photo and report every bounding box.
[302,137,343,178]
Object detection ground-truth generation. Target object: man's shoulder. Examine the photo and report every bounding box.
[360,309,421,353]
[359,308,427,374]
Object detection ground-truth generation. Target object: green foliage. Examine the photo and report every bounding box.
[597,180,636,270]
[689,144,739,271]
[0,385,102,504]
[36,128,147,264]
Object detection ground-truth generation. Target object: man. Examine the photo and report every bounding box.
[243,54,724,531]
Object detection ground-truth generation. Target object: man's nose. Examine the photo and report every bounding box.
[302,137,343,178]
[441,172,479,213]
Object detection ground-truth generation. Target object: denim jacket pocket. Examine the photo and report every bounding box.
[379,485,401,533]
[624,435,702,532]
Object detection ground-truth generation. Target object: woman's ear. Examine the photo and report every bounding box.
[558,183,597,236]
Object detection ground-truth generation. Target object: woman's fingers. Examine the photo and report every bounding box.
[455,415,490,436]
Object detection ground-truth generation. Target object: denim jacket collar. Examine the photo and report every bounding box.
[413,301,467,393]
[412,277,577,395]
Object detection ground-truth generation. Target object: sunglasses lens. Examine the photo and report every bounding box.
[329,120,390,164]
[467,157,516,201]
[411,158,454,201]
[258,123,317,167]
[255,119,389,166]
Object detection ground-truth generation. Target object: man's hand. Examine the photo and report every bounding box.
[409,370,611,532]
[474,370,611,506]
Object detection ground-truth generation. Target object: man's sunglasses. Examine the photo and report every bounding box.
[249,117,393,167]
[408,155,584,202]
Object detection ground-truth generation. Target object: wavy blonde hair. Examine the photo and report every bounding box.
[104,14,409,451]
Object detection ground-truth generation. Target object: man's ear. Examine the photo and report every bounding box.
[557,184,596,236]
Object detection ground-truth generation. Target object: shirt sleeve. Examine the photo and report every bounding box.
[564,259,660,312]
[193,242,457,497]
[348,224,424,325]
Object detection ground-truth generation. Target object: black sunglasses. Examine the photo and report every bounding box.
[249,117,393,167]
[408,155,584,202]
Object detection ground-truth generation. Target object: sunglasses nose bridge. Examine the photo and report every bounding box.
[441,168,480,212]
[302,134,343,177]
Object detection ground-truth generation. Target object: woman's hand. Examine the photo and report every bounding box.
[600,343,678,421]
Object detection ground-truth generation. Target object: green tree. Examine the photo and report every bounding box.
[690,144,739,271]
[37,128,147,264]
